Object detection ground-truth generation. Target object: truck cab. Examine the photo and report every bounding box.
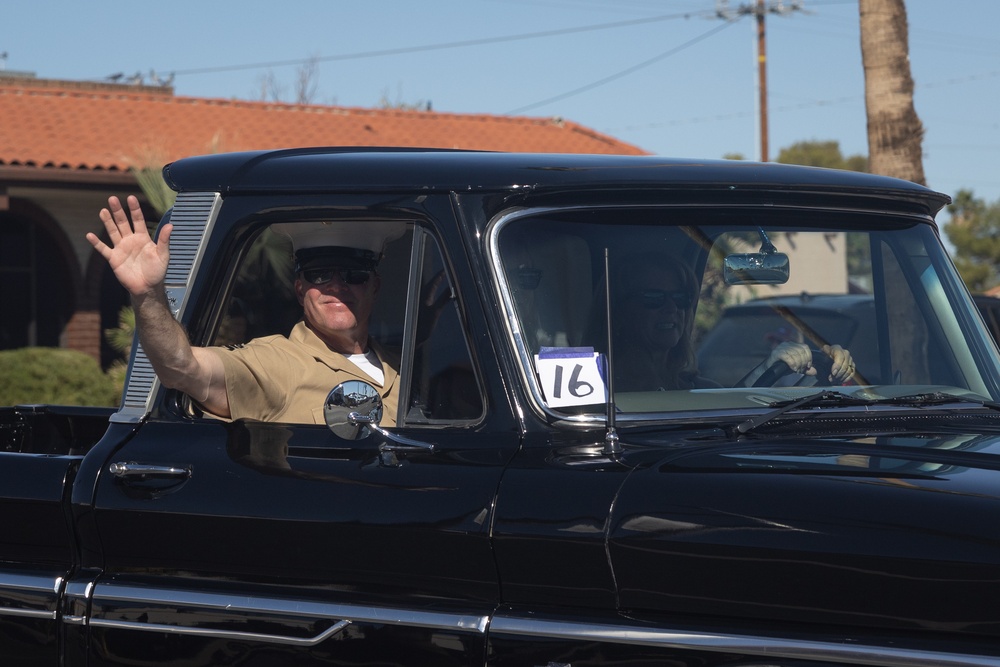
[4,148,1000,666]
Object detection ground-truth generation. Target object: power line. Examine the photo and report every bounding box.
[610,67,1000,133]
[505,18,739,115]
[611,93,860,131]
[145,10,718,79]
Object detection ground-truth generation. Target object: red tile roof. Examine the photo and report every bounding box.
[0,77,647,173]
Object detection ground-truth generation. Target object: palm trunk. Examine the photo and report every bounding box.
[859,0,925,185]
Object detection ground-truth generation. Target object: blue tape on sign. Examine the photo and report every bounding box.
[538,346,596,359]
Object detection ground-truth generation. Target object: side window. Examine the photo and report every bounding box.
[402,232,484,424]
[206,220,482,425]
[206,220,415,426]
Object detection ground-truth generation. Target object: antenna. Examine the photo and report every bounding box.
[602,248,621,456]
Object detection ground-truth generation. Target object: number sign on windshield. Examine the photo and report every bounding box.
[535,347,607,408]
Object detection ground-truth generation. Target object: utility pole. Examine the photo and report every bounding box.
[716,1,806,162]
[756,0,768,162]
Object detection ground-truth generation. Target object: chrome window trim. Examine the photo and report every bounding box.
[91,583,489,642]
[489,616,1000,667]
[487,206,595,426]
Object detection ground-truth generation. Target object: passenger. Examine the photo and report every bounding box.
[610,252,855,391]
[87,195,402,424]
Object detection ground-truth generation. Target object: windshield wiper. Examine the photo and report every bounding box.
[737,390,874,435]
[737,390,1000,436]
[869,391,1000,412]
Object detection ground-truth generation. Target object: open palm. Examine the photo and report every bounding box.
[87,195,172,296]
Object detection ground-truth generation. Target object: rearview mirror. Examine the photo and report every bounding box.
[724,227,790,285]
[723,252,790,285]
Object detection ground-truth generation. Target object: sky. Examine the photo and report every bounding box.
[4,0,1000,221]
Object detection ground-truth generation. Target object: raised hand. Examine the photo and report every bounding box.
[86,195,173,297]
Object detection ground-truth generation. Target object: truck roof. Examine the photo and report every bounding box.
[162,147,951,215]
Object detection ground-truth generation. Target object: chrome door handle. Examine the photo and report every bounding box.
[108,462,192,479]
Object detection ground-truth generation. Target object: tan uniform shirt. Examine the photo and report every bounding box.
[210,321,400,425]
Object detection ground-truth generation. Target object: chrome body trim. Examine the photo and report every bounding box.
[114,191,222,422]
[87,583,1000,664]
[0,606,57,620]
[62,578,96,625]
[0,572,62,593]
[0,572,61,620]
[91,583,489,643]
[89,618,353,647]
[489,616,1000,667]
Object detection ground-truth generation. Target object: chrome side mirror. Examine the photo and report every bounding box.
[324,380,383,440]
[323,381,435,455]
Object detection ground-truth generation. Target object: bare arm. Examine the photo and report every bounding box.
[87,195,231,417]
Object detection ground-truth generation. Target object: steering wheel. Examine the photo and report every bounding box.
[751,349,836,388]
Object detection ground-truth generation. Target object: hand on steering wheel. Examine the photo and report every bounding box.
[751,343,854,388]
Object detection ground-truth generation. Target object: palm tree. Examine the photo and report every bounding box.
[859,0,925,185]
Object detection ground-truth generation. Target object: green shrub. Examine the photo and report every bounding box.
[0,348,121,407]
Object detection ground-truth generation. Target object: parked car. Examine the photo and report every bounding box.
[699,291,1000,389]
[697,293,879,387]
[6,149,1000,666]
[973,293,1000,344]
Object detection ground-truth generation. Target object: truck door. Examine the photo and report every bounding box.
[83,217,518,666]
[0,405,113,665]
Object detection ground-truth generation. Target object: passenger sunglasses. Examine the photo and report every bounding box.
[301,268,373,286]
[637,289,692,310]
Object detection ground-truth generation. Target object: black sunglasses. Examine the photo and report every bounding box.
[636,289,692,310]
[301,268,373,286]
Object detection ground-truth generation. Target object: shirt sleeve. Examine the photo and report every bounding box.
[210,338,296,421]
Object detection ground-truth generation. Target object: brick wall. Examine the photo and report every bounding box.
[63,310,101,362]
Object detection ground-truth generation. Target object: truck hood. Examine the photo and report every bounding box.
[609,426,1000,638]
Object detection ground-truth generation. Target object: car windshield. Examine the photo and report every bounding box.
[490,205,1000,421]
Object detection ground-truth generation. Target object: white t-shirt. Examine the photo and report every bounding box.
[346,349,385,385]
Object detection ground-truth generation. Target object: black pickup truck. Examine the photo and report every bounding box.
[5,148,1000,667]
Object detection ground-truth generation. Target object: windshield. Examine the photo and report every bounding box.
[490,206,1000,421]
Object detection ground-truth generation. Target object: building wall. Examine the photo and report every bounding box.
[1,178,142,365]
